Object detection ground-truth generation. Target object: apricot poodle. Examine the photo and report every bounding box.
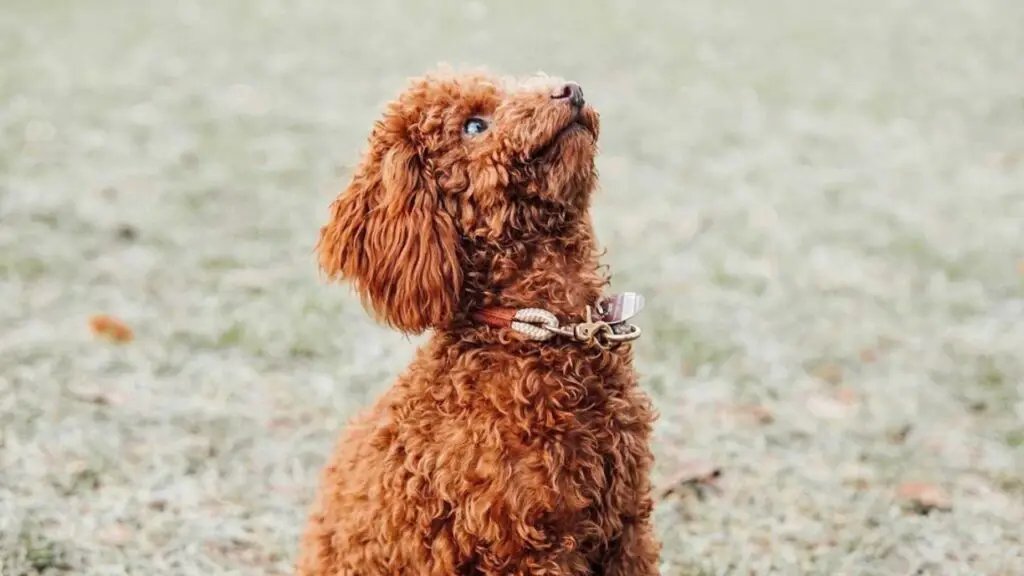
[297,68,661,575]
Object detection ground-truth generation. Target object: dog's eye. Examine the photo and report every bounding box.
[463,117,488,136]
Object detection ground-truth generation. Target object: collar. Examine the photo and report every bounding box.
[471,292,644,346]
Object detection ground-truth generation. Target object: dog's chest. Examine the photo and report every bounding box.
[488,348,652,522]
[416,343,653,535]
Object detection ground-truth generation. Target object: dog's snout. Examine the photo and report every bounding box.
[551,82,584,109]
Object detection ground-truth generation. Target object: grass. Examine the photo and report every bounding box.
[1,0,1023,574]
[0,517,78,575]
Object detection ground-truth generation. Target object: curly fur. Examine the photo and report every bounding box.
[297,68,661,576]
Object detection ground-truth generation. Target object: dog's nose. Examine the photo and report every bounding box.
[551,82,585,109]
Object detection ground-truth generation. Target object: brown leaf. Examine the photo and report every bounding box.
[67,384,110,405]
[886,424,913,445]
[267,417,294,430]
[680,361,696,377]
[839,463,874,491]
[806,390,859,420]
[897,481,952,512]
[67,383,125,405]
[986,151,1015,168]
[658,460,722,500]
[65,460,89,476]
[115,224,138,242]
[967,399,988,413]
[723,403,774,425]
[98,524,133,545]
[89,314,134,343]
[810,362,844,385]
[834,387,858,405]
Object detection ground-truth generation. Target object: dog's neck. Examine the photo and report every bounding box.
[460,209,609,324]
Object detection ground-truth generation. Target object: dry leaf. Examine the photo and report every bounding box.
[89,314,134,343]
[810,362,844,385]
[267,418,294,430]
[680,361,696,377]
[98,524,133,545]
[839,463,875,491]
[67,383,123,405]
[921,436,946,455]
[967,399,988,413]
[806,390,858,420]
[739,404,774,424]
[115,224,138,242]
[834,387,858,405]
[897,481,952,512]
[658,460,722,500]
[722,403,774,424]
[999,151,1022,168]
[65,460,89,476]
[886,424,913,445]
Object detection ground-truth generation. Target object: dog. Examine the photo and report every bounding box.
[297,68,660,575]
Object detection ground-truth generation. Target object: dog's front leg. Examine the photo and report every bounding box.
[455,491,592,575]
[597,515,661,576]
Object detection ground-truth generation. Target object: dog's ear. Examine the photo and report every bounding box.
[316,132,462,334]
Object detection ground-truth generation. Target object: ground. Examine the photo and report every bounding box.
[1,0,1023,574]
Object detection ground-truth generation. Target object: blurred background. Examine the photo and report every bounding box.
[1,0,1022,574]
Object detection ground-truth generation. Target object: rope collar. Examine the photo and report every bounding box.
[472,293,645,347]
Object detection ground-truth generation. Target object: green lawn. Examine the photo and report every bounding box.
[1,0,1022,574]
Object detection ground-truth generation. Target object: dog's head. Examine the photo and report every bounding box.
[317,69,602,334]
